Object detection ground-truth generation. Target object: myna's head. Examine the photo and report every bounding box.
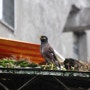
[40,36,48,43]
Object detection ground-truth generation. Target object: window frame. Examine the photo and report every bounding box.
[0,0,15,31]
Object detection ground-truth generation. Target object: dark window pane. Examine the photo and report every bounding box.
[3,0,14,28]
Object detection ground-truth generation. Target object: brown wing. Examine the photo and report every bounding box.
[41,43,60,68]
[44,46,57,62]
[48,47,57,60]
[45,47,60,68]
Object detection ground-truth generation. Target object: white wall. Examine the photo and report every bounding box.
[14,0,73,56]
[1,0,88,60]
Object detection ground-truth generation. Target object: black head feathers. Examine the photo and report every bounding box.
[40,36,48,43]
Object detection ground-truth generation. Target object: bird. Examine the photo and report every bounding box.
[40,35,60,70]
[64,58,75,70]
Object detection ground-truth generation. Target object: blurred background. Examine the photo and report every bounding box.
[0,0,90,62]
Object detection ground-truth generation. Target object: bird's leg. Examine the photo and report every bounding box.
[51,63,54,70]
[44,63,47,70]
[67,63,70,70]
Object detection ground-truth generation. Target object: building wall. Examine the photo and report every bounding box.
[0,22,15,38]
[0,0,90,61]
[14,0,73,56]
[86,30,90,61]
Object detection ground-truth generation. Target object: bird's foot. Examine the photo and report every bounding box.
[43,63,48,70]
[44,65,46,70]
[51,63,54,70]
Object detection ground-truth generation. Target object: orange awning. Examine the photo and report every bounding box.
[0,38,45,64]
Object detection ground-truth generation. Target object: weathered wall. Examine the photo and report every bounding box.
[15,0,73,55]
[0,0,90,60]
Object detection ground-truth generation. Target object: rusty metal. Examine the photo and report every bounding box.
[0,68,90,90]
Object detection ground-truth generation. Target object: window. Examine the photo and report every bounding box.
[0,0,14,29]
